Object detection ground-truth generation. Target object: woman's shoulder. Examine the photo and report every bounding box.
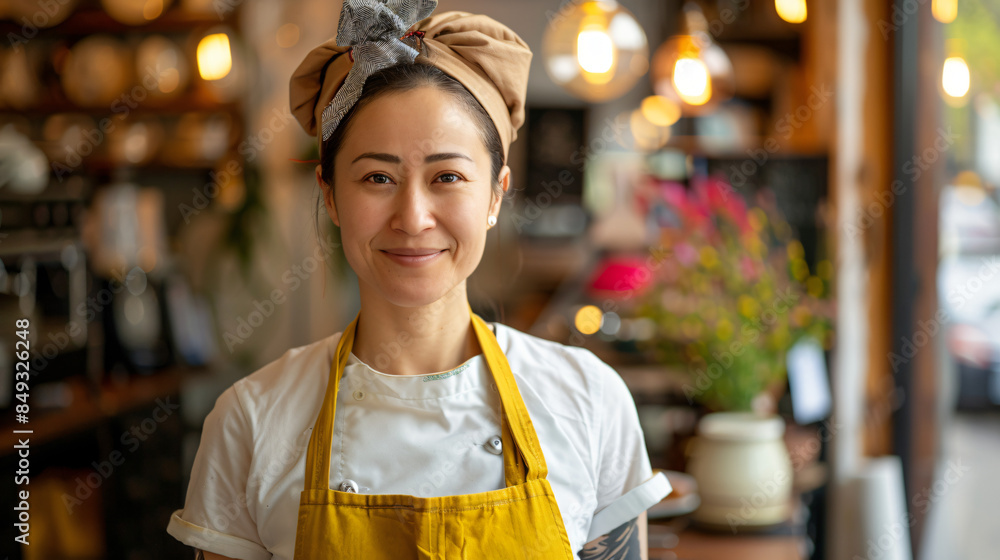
[237,331,340,390]
[214,331,341,430]
[494,322,624,399]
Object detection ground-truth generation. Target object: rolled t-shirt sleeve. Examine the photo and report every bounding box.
[167,385,270,560]
[587,357,672,541]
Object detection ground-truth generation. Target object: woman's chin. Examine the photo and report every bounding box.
[377,284,454,309]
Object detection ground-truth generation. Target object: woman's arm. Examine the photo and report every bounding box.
[577,510,648,560]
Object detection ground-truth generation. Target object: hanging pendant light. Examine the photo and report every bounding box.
[775,0,808,24]
[651,2,734,115]
[941,39,970,106]
[543,0,649,103]
[932,0,957,23]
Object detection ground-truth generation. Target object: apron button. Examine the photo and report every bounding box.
[339,479,359,493]
[353,390,364,400]
[484,435,503,455]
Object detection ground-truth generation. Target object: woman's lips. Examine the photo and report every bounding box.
[380,249,446,267]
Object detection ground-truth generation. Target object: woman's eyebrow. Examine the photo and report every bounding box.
[351,152,474,165]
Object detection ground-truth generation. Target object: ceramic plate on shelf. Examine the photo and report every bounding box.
[647,470,701,520]
[103,0,174,25]
[135,35,190,102]
[2,0,77,27]
[61,35,133,107]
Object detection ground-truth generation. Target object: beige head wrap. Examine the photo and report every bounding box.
[289,0,532,165]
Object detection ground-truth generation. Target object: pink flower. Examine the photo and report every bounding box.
[660,181,688,208]
[675,243,698,267]
[740,256,758,279]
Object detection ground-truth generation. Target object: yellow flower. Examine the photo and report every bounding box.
[755,283,773,301]
[738,295,760,318]
[786,240,805,260]
[716,319,733,340]
[817,260,834,280]
[791,258,809,282]
[699,247,718,269]
[772,326,790,348]
[792,305,812,327]
[806,276,824,298]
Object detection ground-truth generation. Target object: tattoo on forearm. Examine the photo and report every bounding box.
[577,517,640,560]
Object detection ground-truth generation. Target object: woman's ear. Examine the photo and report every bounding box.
[490,165,511,217]
[316,164,340,227]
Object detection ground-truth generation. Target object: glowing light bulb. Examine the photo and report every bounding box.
[932,0,957,23]
[574,305,603,335]
[543,0,647,102]
[577,29,615,74]
[672,57,711,106]
[775,0,807,24]
[942,56,970,98]
[197,33,232,81]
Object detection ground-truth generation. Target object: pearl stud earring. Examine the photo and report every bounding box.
[487,215,497,227]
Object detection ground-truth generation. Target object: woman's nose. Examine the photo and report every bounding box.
[390,180,436,235]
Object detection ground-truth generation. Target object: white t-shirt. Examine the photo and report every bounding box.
[167,321,671,559]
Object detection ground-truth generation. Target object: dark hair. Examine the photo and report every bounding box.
[319,62,506,203]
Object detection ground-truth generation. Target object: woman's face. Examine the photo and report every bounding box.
[319,86,510,309]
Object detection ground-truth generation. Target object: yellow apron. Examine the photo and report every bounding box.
[293,302,576,559]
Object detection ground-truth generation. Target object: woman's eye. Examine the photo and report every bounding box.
[366,173,393,184]
[438,173,462,183]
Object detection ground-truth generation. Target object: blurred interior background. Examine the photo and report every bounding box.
[0,0,998,558]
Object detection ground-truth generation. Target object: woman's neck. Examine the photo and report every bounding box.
[351,282,481,376]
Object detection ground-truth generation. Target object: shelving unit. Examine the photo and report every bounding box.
[1,2,247,557]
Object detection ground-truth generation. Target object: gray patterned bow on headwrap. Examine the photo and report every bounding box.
[320,0,438,141]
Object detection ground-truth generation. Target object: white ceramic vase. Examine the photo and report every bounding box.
[686,412,793,530]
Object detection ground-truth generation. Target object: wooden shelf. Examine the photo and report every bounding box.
[0,367,190,456]
[2,97,243,119]
[0,8,239,37]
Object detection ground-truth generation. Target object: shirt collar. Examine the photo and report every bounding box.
[327,321,504,400]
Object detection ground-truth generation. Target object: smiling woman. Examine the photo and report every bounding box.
[317,71,511,341]
[165,1,670,559]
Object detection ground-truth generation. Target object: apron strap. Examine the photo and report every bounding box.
[303,304,550,492]
[304,311,358,491]
[468,303,549,483]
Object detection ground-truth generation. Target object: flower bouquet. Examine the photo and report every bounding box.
[634,174,833,413]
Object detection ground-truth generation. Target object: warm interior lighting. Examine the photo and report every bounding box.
[143,0,164,20]
[933,0,957,23]
[158,68,180,93]
[651,4,734,115]
[577,29,615,74]
[542,0,648,102]
[628,109,671,151]
[574,305,603,335]
[197,33,232,81]
[640,95,681,127]
[942,56,970,98]
[775,0,807,24]
[672,56,712,106]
